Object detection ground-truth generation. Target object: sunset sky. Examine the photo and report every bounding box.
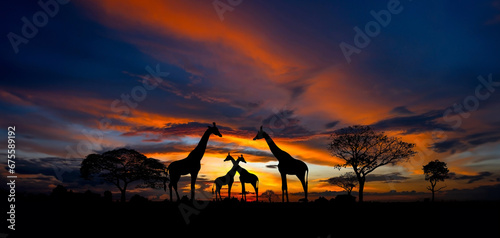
[1,0,500,201]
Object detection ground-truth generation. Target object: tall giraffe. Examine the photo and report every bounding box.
[253,126,308,202]
[168,122,222,201]
[212,152,243,201]
[237,154,259,202]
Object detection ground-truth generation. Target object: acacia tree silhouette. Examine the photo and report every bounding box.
[327,172,358,196]
[80,148,166,202]
[423,160,449,202]
[261,190,279,202]
[328,125,416,202]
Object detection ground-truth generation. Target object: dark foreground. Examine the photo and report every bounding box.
[3,195,499,238]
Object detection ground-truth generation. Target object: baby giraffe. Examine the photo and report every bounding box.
[212,153,243,201]
[237,154,259,202]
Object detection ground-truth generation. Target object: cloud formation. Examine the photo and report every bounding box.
[450,171,493,184]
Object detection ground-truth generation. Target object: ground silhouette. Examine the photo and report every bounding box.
[4,187,498,238]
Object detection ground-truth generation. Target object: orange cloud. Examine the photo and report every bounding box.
[75,0,307,78]
[296,66,395,126]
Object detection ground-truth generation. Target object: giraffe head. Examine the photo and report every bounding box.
[224,152,235,162]
[209,122,222,137]
[237,154,247,163]
[252,125,265,140]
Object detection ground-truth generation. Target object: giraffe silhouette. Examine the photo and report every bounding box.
[237,154,259,202]
[167,122,222,201]
[253,126,308,202]
[212,152,243,201]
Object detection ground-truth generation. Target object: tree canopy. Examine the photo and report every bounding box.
[328,125,417,202]
[261,190,280,203]
[423,160,449,202]
[80,148,167,202]
[327,172,358,196]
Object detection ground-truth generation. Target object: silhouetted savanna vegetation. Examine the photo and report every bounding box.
[328,125,417,202]
[2,186,498,238]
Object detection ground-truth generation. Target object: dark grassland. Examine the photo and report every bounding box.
[2,192,499,238]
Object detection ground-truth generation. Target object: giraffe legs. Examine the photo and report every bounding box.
[168,183,180,202]
[281,173,288,202]
[168,183,172,201]
[190,171,198,201]
[217,185,222,201]
[214,182,220,201]
[169,173,181,202]
[252,181,258,202]
[298,173,308,202]
[227,182,233,199]
[173,183,180,201]
[241,182,246,201]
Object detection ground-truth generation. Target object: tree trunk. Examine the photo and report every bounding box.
[120,190,126,202]
[358,177,365,203]
[120,182,128,203]
[430,181,436,202]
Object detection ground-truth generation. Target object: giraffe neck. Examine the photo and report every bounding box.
[189,128,211,160]
[263,132,285,161]
[238,166,250,175]
[227,163,239,176]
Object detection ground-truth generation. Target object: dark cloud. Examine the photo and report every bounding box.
[430,129,500,154]
[430,139,467,154]
[389,106,415,115]
[318,173,410,185]
[372,108,500,155]
[449,171,493,184]
[285,82,310,100]
[121,121,258,142]
[371,110,455,135]
[366,172,410,183]
[0,157,105,193]
[122,122,226,137]
[11,157,81,178]
[237,149,274,162]
[119,141,193,156]
[261,109,317,139]
[466,131,500,146]
[266,164,278,169]
[239,126,258,132]
[325,121,339,129]
[442,184,500,201]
